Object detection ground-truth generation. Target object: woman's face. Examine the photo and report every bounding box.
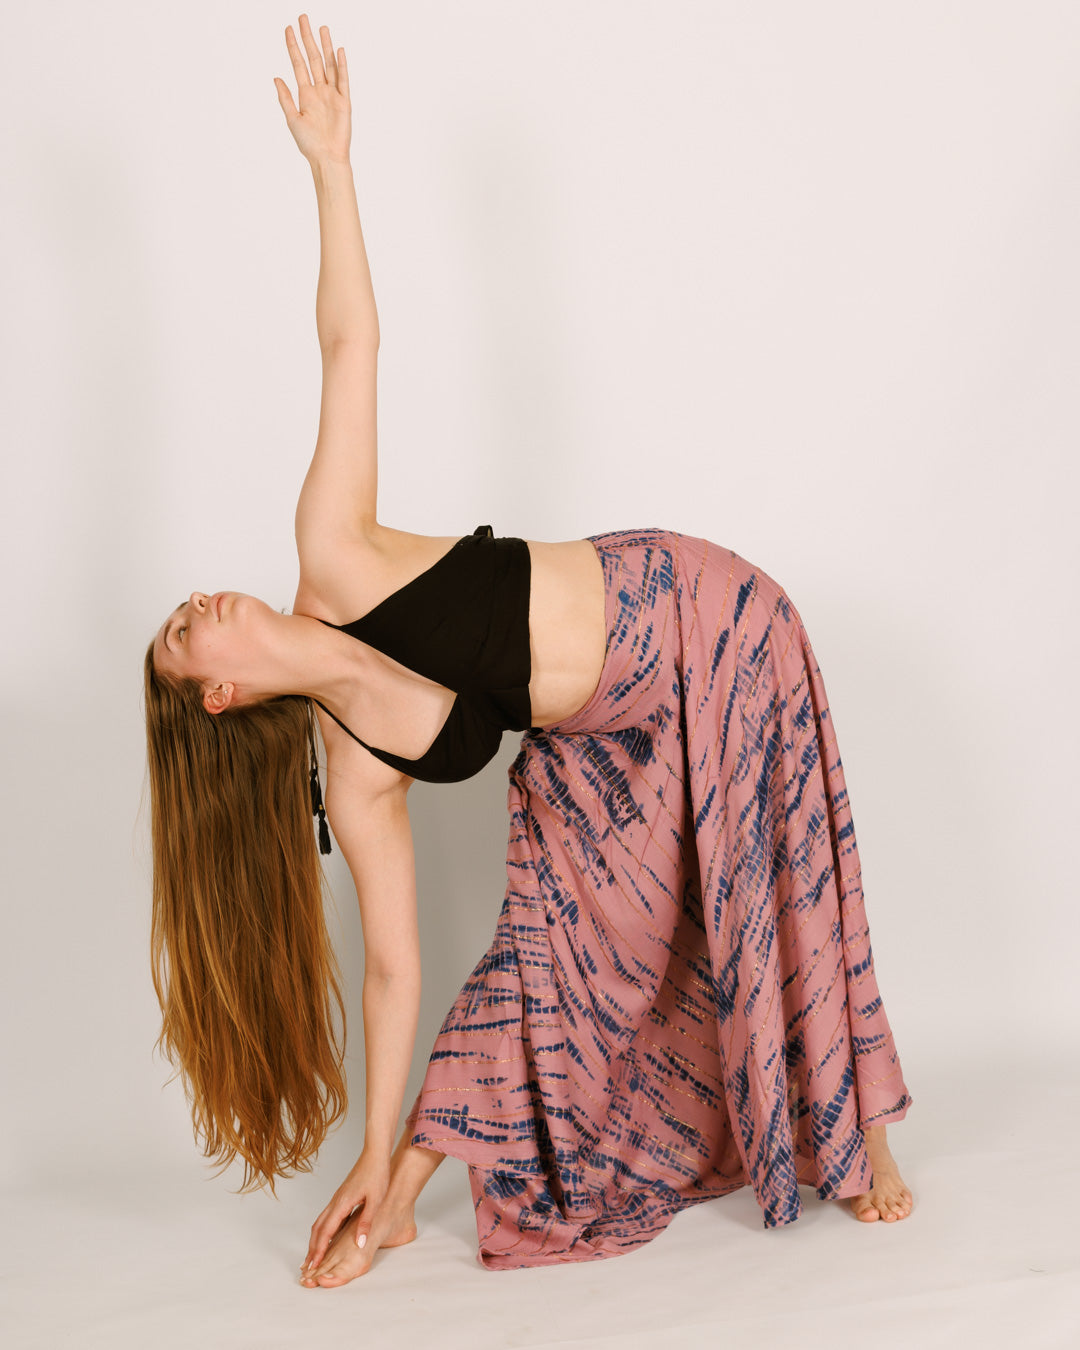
[152,591,278,711]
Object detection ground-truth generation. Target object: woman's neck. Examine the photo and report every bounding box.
[257,611,377,711]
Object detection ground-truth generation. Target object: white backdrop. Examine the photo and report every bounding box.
[2,3,1076,1346]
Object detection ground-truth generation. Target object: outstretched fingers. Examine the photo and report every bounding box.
[317,23,339,86]
[296,14,330,85]
[336,44,349,102]
[284,21,314,87]
[283,16,348,99]
[273,75,297,120]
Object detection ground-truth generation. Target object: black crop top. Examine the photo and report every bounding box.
[312,525,534,783]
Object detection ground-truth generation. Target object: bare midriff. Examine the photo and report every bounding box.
[524,538,607,729]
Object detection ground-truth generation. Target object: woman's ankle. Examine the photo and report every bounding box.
[386,1142,446,1211]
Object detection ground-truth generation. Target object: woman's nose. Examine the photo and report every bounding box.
[189,591,208,610]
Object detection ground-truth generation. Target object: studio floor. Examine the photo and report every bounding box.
[3,1055,1075,1350]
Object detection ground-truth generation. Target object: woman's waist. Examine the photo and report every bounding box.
[526,537,609,727]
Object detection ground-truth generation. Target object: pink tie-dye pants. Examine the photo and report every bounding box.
[403,528,913,1268]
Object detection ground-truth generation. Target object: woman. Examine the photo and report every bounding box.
[144,15,914,1288]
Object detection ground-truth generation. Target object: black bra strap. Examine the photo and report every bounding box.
[312,698,373,752]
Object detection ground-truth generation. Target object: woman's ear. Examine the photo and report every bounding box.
[203,682,236,715]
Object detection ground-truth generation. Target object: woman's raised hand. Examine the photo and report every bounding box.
[274,14,351,166]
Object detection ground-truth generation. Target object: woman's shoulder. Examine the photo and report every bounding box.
[294,521,474,626]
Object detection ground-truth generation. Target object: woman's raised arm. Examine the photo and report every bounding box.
[275,17,381,546]
[275,17,378,348]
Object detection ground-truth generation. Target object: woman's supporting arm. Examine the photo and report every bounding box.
[323,766,421,1159]
[310,155,380,350]
[359,968,421,1157]
[300,728,419,1275]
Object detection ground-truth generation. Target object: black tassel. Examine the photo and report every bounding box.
[308,707,333,855]
[309,765,333,855]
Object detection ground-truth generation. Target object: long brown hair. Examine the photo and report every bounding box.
[142,643,347,1192]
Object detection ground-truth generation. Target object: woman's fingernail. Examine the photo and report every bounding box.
[356,1233,367,1248]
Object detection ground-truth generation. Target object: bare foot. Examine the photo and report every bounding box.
[300,1204,418,1288]
[848,1123,914,1223]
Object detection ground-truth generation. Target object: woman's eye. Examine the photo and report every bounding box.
[178,627,187,641]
